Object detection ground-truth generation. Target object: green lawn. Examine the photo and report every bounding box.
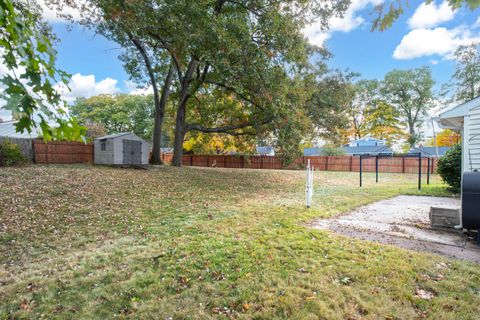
[1,165,479,319]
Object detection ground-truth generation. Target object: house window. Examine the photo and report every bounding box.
[101,141,106,151]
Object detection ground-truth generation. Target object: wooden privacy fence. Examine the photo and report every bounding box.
[33,140,93,164]
[160,154,438,173]
[0,137,35,160]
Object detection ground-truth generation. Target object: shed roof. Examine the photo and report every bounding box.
[0,121,41,139]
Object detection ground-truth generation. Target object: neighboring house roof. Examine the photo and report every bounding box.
[408,146,451,157]
[95,132,133,140]
[256,146,274,154]
[0,121,40,139]
[343,145,393,155]
[304,147,321,156]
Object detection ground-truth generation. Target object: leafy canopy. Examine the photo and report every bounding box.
[70,94,158,141]
[0,0,85,141]
[382,67,435,147]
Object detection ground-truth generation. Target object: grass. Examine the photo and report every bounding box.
[1,164,479,319]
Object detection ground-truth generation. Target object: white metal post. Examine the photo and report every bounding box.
[306,159,314,208]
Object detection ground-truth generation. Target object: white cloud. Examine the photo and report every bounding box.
[303,0,383,46]
[430,59,439,65]
[56,73,120,103]
[0,72,120,119]
[474,16,480,28]
[124,80,153,95]
[408,1,456,29]
[35,0,82,23]
[393,26,480,60]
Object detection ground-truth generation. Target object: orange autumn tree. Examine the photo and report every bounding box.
[426,129,461,147]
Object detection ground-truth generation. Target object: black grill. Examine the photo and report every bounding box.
[462,171,480,230]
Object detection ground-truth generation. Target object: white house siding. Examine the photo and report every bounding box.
[467,106,480,171]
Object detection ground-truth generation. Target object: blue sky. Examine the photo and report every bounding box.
[0,0,479,121]
[48,1,479,96]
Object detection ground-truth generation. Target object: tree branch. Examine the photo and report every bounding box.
[204,80,260,109]
[185,116,272,134]
[127,32,160,101]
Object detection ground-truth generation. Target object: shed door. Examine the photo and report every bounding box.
[123,139,142,164]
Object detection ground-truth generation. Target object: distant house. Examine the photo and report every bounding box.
[304,137,393,157]
[256,146,275,156]
[343,145,393,156]
[345,137,387,147]
[408,146,451,157]
[303,145,393,157]
[0,120,41,139]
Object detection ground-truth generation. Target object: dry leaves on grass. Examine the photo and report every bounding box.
[415,289,435,300]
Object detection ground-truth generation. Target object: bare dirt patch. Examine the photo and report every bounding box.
[311,195,480,263]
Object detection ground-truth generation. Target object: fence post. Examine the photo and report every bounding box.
[427,157,430,185]
[359,156,363,187]
[418,153,422,190]
[349,156,353,172]
[190,155,193,166]
[402,157,405,173]
[326,156,329,171]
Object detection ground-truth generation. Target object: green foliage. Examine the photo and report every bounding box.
[437,144,462,192]
[363,100,405,145]
[0,0,84,141]
[382,67,435,147]
[63,0,350,165]
[451,43,480,103]
[0,141,25,166]
[306,71,352,145]
[70,94,159,142]
[321,144,346,156]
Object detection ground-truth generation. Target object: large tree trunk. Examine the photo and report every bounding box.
[408,123,416,148]
[151,64,174,164]
[172,99,187,167]
[172,60,197,167]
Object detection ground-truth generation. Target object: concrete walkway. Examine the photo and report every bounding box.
[311,195,480,263]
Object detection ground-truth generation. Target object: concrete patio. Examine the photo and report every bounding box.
[311,195,480,263]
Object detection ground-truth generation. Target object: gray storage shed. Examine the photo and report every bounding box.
[94,132,149,165]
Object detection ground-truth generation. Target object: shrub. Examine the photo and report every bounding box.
[437,144,461,192]
[0,141,26,166]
